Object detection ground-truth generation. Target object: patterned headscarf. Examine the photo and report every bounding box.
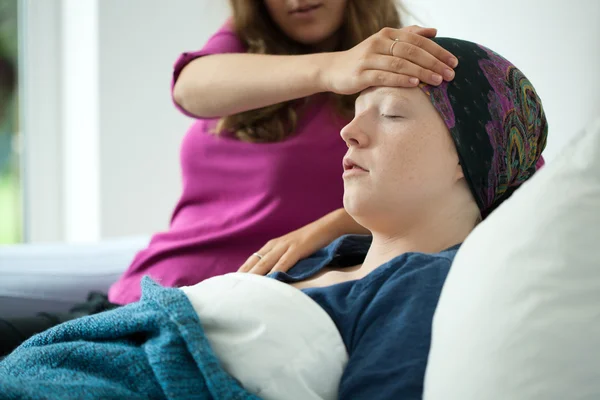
[419,38,548,218]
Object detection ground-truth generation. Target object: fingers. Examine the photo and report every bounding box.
[240,245,298,276]
[270,252,297,274]
[388,41,454,85]
[362,54,443,86]
[238,253,261,273]
[361,70,420,88]
[238,244,271,272]
[376,27,458,85]
[388,27,458,68]
[389,41,454,84]
[247,246,287,275]
[403,25,437,38]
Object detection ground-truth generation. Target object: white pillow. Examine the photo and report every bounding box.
[181,273,348,400]
[424,117,600,400]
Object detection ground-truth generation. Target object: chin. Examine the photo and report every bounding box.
[343,193,367,220]
[343,205,370,232]
[344,189,392,228]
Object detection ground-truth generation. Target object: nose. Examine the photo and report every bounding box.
[340,113,370,148]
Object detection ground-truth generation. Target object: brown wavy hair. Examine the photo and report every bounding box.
[217,0,402,143]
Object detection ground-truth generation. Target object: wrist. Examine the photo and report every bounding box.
[306,52,332,93]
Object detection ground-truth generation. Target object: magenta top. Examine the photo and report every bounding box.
[108,22,349,304]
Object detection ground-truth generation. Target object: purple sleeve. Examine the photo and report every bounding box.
[171,21,247,118]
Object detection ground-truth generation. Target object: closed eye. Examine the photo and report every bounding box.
[381,114,404,120]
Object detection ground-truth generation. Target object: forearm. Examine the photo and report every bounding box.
[172,52,329,118]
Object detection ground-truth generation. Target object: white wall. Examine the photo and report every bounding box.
[401,0,600,162]
[22,0,230,242]
[98,0,229,238]
[61,0,100,241]
[22,0,600,242]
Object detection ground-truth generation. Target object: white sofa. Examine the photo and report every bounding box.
[0,235,149,317]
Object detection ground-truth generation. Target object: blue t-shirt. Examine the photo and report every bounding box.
[270,235,460,400]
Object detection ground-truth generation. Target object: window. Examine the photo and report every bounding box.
[0,0,19,244]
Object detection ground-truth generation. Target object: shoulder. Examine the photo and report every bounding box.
[338,245,461,399]
[200,19,246,54]
[211,18,238,38]
[395,245,458,272]
[420,245,458,270]
[381,245,460,289]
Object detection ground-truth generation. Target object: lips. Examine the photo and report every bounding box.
[289,3,322,14]
[343,157,368,172]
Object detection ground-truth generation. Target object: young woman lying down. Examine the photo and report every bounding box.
[0,38,547,400]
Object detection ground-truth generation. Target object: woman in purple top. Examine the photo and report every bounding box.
[0,0,458,355]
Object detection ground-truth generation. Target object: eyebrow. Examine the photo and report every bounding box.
[378,88,411,105]
[357,89,411,110]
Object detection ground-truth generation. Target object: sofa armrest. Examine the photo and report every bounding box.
[0,235,149,318]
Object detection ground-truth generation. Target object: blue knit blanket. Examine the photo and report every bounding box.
[0,278,260,400]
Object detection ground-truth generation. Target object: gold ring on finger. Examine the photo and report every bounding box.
[389,38,400,56]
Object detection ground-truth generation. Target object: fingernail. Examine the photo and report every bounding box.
[409,77,419,85]
[432,74,443,84]
[444,68,455,80]
[448,57,458,68]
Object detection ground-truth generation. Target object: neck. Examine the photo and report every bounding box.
[360,205,476,273]
[309,31,341,53]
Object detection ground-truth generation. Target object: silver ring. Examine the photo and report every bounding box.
[252,252,264,260]
[389,38,400,56]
